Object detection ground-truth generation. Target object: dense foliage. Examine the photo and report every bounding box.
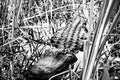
[0,0,120,80]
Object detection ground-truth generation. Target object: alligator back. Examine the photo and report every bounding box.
[50,16,88,52]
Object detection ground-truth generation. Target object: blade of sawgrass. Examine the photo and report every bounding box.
[1,35,26,47]
[36,28,41,40]
[72,0,75,9]
[12,0,23,39]
[1,0,8,45]
[48,0,53,36]
[9,42,15,80]
[49,70,69,80]
[12,0,16,39]
[83,0,107,78]
[23,4,80,21]
[72,70,80,79]
[28,0,34,17]
[43,0,49,26]
[93,2,120,78]
[74,62,81,72]
[82,0,94,79]
[10,61,14,80]
[16,0,23,23]
[49,0,53,19]
[69,65,72,80]
[82,2,93,80]
[84,0,115,80]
